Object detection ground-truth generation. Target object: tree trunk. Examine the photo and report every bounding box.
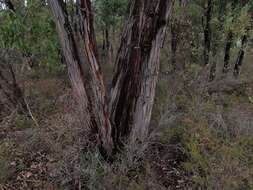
[209,50,217,81]
[233,8,252,77]
[110,0,172,144]
[102,27,110,51]
[0,50,27,119]
[203,0,212,65]
[48,0,113,156]
[233,33,248,77]
[3,0,15,11]
[49,0,172,156]
[102,29,106,50]
[105,27,110,49]
[170,0,186,71]
[171,19,179,70]
[223,31,233,73]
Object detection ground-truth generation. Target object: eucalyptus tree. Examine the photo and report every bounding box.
[223,0,252,74]
[48,0,172,157]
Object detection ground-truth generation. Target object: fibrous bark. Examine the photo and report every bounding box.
[110,0,172,143]
[49,0,172,156]
[48,0,113,155]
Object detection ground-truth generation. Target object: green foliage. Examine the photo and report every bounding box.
[224,4,252,38]
[79,151,106,190]
[162,112,253,190]
[93,0,127,30]
[0,0,61,71]
[14,114,33,129]
[184,0,253,53]
[0,140,15,182]
[92,0,128,42]
[153,79,169,122]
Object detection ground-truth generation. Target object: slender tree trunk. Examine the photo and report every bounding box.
[171,20,179,70]
[209,0,227,81]
[223,31,233,73]
[233,33,247,77]
[0,51,27,115]
[222,0,240,74]
[170,0,186,71]
[233,9,252,77]
[105,27,110,49]
[110,0,172,144]
[102,27,110,51]
[203,0,212,65]
[105,27,113,65]
[48,0,113,156]
[209,50,217,81]
[102,29,106,50]
[3,0,15,11]
[77,0,114,155]
[169,0,189,71]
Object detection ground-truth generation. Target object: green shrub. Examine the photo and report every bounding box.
[182,116,253,189]
[0,140,15,182]
[14,114,33,129]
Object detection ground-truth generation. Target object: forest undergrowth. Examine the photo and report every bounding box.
[0,1,253,189]
[1,60,253,190]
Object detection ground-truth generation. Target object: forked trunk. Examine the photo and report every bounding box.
[48,0,113,155]
[110,0,172,144]
[49,0,171,156]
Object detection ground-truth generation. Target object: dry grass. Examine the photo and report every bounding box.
[1,45,253,189]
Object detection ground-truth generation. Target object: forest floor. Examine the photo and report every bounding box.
[0,76,191,190]
[1,60,253,189]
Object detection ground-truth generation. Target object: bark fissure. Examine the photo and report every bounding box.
[110,0,172,144]
[49,0,171,155]
[48,0,113,155]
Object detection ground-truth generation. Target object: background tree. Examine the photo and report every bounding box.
[93,0,127,64]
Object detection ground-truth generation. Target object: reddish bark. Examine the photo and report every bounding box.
[49,0,172,156]
[48,0,113,155]
[110,0,172,143]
